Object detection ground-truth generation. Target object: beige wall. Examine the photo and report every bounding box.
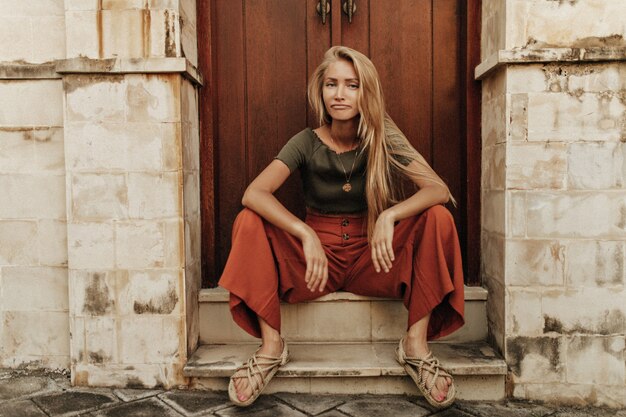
[0,0,200,387]
[480,0,626,407]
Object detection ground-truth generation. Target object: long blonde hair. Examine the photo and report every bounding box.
[308,46,456,237]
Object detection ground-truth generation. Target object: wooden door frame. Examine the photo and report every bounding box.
[197,0,482,287]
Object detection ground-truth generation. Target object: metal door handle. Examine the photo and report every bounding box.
[342,0,356,23]
[317,0,330,24]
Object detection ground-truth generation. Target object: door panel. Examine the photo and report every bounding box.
[202,0,478,285]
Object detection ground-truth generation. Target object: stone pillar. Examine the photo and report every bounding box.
[478,0,626,407]
[59,0,201,387]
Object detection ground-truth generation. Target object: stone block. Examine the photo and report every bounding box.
[148,9,180,58]
[508,93,529,141]
[566,240,624,287]
[0,0,65,16]
[33,127,65,173]
[482,66,506,102]
[126,74,180,122]
[118,315,181,363]
[37,219,68,266]
[566,336,625,385]
[100,9,145,58]
[507,191,526,238]
[507,66,547,94]
[506,336,565,383]
[65,0,100,10]
[0,80,63,126]
[72,362,185,388]
[526,192,626,239]
[181,78,198,128]
[71,173,129,221]
[115,221,165,268]
[65,75,126,122]
[180,16,197,66]
[542,63,626,94]
[163,219,183,268]
[101,0,146,9]
[65,122,174,172]
[507,143,567,189]
[64,11,99,58]
[506,289,543,336]
[289,300,372,342]
[482,190,505,235]
[1,311,70,358]
[184,215,200,267]
[0,129,36,173]
[67,223,115,269]
[0,16,32,62]
[84,316,118,364]
[505,239,565,286]
[508,0,626,50]
[482,144,505,190]
[568,142,624,189]
[480,0,505,60]
[69,270,118,317]
[542,288,625,336]
[0,174,65,220]
[181,122,199,172]
[162,122,182,170]
[527,92,625,142]
[117,269,181,315]
[481,232,505,282]
[0,266,68,311]
[31,16,66,63]
[0,220,38,266]
[127,172,181,219]
[482,94,506,147]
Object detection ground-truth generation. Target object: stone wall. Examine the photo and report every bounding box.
[0,0,200,388]
[480,0,626,407]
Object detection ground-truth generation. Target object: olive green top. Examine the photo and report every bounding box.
[275,128,368,214]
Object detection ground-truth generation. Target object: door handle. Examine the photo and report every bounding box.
[342,0,356,23]
[316,0,330,24]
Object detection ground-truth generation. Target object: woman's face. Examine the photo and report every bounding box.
[322,59,360,123]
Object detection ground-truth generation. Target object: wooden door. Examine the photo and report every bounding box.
[198,0,481,287]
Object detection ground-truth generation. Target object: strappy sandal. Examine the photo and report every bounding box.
[396,338,456,409]
[228,338,289,407]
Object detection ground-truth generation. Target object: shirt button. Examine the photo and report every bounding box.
[341,219,350,227]
[343,233,350,241]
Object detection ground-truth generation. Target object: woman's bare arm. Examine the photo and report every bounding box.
[370,160,450,273]
[242,159,329,292]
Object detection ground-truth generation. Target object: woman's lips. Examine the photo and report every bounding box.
[331,105,351,109]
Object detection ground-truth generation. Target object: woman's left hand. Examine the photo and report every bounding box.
[371,210,396,273]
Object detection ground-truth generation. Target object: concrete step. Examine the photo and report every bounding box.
[184,342,507,401]
[199,286,488,344]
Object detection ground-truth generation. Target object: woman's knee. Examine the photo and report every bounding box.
[233,207,264,232]
[422,205,455,228]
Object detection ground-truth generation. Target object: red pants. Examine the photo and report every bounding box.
[219,205,464,340]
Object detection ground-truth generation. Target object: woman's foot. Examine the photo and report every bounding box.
[231,337,284,403]
[402,335,452,404]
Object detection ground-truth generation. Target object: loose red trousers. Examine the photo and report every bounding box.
[219,205,465,340]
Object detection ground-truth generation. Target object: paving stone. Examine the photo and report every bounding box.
[457,400,556,417]
[0,376,54,401]
[0,399,47,417]
[215,395,307,417]
[90,397,182,417]
[317,411,350,417]
[160,390,230,415]
[430,407,475,417]
[113,388,163,402]
[33,390,118,416]
[274,392,346,415]
[551,408,626,417]
[337,397,430,417]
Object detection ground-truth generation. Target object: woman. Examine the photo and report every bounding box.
[219,46,464,409]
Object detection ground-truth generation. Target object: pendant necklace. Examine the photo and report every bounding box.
[329,135,361,193]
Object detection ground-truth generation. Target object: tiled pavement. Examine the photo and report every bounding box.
[1,370,624,417]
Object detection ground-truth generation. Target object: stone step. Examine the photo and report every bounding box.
[198,286,488,344]
[184,342,507,401]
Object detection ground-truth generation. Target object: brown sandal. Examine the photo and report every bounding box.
[396,338,456,409]
[228,338,289,407]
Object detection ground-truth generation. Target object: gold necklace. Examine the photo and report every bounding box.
[329,135,361,192]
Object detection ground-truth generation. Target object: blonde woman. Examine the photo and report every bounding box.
[219,46,465,409]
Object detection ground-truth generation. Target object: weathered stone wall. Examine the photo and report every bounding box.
[480,0,626,407]
[0,0,201,387]
[0,78,69,369]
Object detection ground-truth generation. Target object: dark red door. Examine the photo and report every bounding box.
[198,0,481,286]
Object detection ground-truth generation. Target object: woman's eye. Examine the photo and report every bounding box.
[325,82,336,87]
[349,84,359,89]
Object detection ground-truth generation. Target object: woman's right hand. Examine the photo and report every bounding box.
[301,231,328,292]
